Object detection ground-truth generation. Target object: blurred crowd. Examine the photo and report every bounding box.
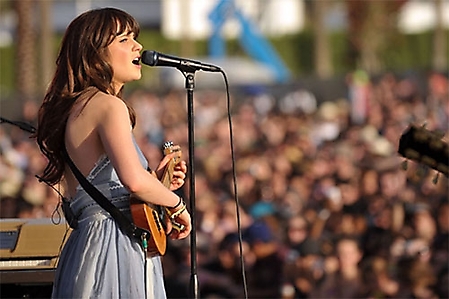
[1,70,448,298]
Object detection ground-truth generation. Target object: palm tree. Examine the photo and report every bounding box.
[14,0,37,105]
[433,0,447,71]
[346,0,407,74]
[312,0,333,79]
[39,0,54,94]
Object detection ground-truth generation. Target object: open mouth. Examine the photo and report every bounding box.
[132,57,140,65]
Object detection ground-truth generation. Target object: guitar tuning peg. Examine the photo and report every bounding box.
[163,141,174,149]
[432,173,440,184]
[401,160,408,171]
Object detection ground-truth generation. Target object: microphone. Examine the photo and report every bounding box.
[0,117,36,134]
[141,50,221,73]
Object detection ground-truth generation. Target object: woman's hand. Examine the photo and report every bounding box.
[169,160,187,191]
[165,204,191,240]
[154,145,187,191]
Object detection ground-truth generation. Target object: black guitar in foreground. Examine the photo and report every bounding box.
[398,124,448,178]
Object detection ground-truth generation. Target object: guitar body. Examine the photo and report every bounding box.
[130,198,167,256]
[130,142,181,256]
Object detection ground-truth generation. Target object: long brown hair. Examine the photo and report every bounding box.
[36,7,139,185]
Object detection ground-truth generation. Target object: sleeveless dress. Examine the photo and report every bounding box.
[52,142,166,299]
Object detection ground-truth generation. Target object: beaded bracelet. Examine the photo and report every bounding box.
[165,199,186,232]
[166,203,186,220]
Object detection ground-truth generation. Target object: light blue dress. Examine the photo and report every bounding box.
[52,144,166,299]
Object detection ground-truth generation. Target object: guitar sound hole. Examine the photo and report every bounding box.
[156,206,167,230]
[152,210,162,232]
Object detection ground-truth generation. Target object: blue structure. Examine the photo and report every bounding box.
[208,0,291,83]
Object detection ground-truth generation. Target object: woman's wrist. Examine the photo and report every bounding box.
[168,196,183,210]
[166,197,187,219]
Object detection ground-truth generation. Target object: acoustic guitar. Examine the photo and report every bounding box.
[130,141,182,256]
[398,124,448,179]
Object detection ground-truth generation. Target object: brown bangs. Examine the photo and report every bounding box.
[110,9,140,42]
[88,8,140,48]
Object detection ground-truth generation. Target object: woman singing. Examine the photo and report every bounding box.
[35,7,191,298]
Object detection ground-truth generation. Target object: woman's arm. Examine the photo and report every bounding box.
[96,93,181,208]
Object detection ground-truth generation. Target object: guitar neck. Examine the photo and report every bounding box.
[160,142,181,189]
[160,161,175,189]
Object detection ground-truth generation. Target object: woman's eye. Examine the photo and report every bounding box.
[120,38,128,43]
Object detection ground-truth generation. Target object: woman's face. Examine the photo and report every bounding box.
[107,30,143,93]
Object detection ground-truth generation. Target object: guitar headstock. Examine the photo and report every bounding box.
[163,141,182,163]
[398,124,448,179]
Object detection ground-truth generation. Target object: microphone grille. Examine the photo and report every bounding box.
[141,50,158,66]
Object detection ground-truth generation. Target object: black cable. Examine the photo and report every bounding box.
[35,175,65,225]
[220,69,248,299]
[34,175,72,258]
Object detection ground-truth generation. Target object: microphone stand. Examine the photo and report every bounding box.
[182,71,199,299]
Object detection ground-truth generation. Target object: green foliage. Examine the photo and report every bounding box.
[383,32,434,71]
[270,32,314,75]
[329,32,350,75]
[0,45,15,98]
[137,31,178,54]
[0,29,446,96]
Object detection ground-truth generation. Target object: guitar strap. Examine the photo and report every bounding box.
[62,147,151,245]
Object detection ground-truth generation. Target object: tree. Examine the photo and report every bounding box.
[14,0,37,105]
[312,0,333,79]
[432,0,447,72]
[39,0,54,94]
[346,0,407,74]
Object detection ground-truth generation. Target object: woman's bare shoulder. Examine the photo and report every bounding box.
[84,92,129,120]
[89,92,127,109]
